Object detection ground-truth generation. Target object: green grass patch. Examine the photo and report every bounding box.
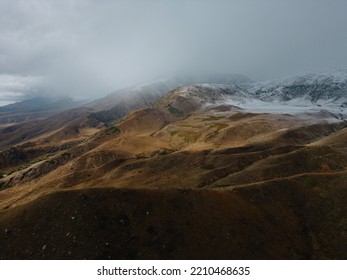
[203,116,225,121]
[7,162,31,175]
[170,130,200,143]
[30,152,57,164]
[167,105,184,117]
[106,125,120,134]
[209,123,229,131]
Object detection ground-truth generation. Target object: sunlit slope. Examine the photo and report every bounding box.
[1,98,346,209]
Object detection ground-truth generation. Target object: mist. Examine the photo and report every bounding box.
[0,0,346,104]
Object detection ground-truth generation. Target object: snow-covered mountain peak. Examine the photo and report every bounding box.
[250,69,347,105]
[266,68,347,87]
[157,72,347,121]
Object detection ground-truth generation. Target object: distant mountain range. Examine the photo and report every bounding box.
[0,96,85,124]
[0,96,84,114]
[153,69,347,120]
[3,69,346,120]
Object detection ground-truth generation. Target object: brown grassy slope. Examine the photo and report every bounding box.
[0,108,100,149]
[0,179,345,259]
[0,86,186,173]
[0,108,346,208]
[0,103,346,259]
[211,145,347,187]
[308,127,347,148]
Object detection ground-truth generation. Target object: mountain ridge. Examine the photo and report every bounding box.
[0,70,346,259]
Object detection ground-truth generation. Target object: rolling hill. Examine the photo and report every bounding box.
[0,71,346,259]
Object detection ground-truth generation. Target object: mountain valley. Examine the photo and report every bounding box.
[0,71,346,259]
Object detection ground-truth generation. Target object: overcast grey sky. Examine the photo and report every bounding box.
[0,0,346,104]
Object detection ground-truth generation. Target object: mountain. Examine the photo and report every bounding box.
[155,84,251,117]
[0,97,52,113]
[252,69,347,102]
[0,71,346,259]
[0,97,84,124]
[86,74,252,123]
[0,75,254,151]
[156,81,346,121]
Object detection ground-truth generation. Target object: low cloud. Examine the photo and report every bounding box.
[0,0,346,103]
[0,74,43,105]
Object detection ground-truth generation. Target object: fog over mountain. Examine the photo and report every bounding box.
[1,1,347,261]
[0,0,346,105]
